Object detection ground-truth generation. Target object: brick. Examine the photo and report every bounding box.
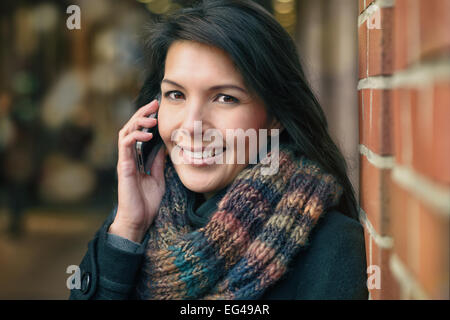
[359,90,364,140]
[389,180,450,299]
[398,84,450,185]
[359,23,368,79]
[431,82,450,185]
[363,226,400,299]
[359,0,450,302]
[393,0,409,71]
[406,0,422,65]
[410,88,434,180]
[379,250,400,299]
[359,0,365,14]
[363,227,379,298]
[390,165,449,299]
[390,181,410,266]
[368,7,394,76]
[392,88,413,167]
[394,0,421,69]
[419,0,450,61]
[359,89,369,145]
[359,89,393,155]
[416,202,450,299]
[360,154,392,236]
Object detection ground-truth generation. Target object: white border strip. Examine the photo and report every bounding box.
[358,0,395,26]
[391,59,450,87]
[358,76,392,90]
[358,59,450,90]
[392,165,450,216]
[389,253,430,299]
[359,208,394,249]
[360,144,395,169]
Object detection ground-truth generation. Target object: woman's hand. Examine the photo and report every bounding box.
[108,99,166,243]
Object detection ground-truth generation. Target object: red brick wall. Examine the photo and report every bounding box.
[358,0,450,299]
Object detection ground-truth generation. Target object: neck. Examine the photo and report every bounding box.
[203,191,216,200]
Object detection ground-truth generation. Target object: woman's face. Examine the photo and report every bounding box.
[158,40,277,198]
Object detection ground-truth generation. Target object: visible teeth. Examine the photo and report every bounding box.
[203,149,214,158]
[183,148,224,159]
[184,149,203,159]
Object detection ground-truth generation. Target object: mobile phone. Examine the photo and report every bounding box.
[135,93,164,174]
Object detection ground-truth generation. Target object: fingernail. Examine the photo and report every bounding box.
[146,169,151,175]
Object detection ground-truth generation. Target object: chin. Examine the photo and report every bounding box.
[173,163,222,194]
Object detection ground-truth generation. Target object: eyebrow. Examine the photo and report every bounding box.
[161,79,248,94]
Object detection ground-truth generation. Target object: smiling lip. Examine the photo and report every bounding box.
[176,144,225,152]
[175,144,227,158]
[176,145,226,166]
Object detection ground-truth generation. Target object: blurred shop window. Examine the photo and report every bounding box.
[0,0,284,239]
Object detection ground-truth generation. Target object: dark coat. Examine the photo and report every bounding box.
[69,202,369,300]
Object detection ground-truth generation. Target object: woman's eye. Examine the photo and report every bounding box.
[216,94,239,104]
[165,91,184,100]
[163,91,238,104]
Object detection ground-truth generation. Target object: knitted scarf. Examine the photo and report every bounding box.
[134,143,343,299]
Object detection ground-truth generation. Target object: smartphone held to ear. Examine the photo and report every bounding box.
[135,93,164,174]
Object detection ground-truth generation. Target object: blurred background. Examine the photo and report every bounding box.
[0,0,447,300]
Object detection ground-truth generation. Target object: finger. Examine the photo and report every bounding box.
[128,117,157,135]
[118,131,153,162]
[135,99,159,119]
[119,99,159,138]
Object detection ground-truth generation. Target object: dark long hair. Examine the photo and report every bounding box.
[135,0,358,221]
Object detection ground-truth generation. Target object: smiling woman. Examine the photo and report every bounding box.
[158,40,278,196]
[70,0,368,300]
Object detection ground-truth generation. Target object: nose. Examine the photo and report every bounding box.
[171,97,212,147]
[179,97,209,138]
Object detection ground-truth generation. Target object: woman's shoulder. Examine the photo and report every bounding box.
[311,209,365,245]
[261,209,368,300]
[299,209,367,272]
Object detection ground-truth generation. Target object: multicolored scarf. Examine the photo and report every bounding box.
[134,143,343,299]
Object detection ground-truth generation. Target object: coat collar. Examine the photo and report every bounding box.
[186,185,229,229]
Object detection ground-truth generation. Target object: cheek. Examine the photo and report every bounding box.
[157,106,174,146]
[222,109,269,162]
[226,108,268,133]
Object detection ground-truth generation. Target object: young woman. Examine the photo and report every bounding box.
[70,0,368,300]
